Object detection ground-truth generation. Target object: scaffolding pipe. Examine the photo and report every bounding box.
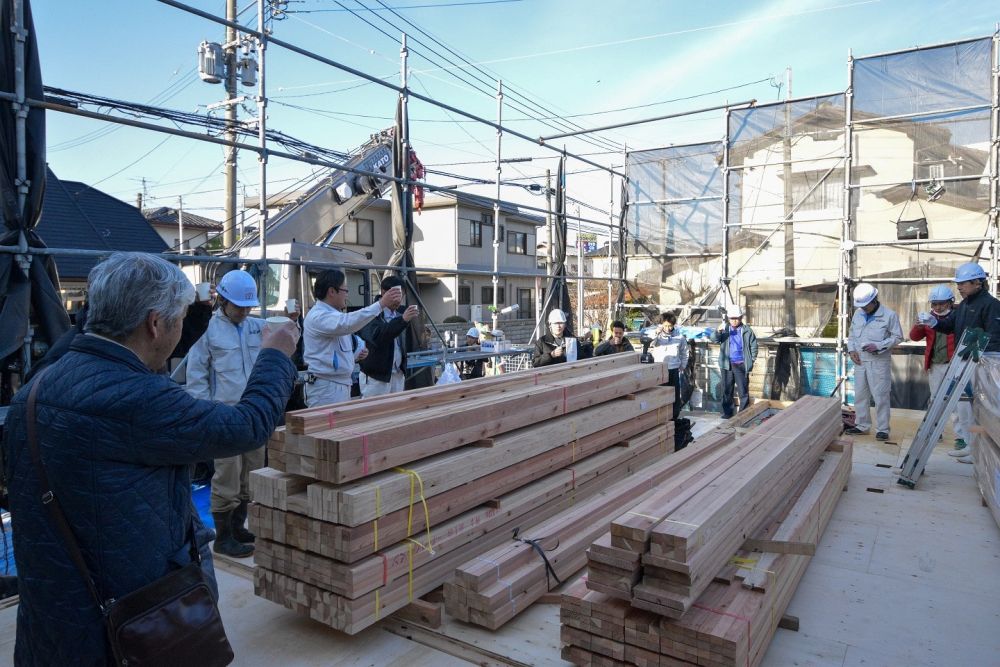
[991,30,1000,296]
[153,0,625,177]
[838,49,856,403]
[607,171,614,326]
[722,109,731,295]
[0,244,633,282]
[855,34,992,61]
[849,237,990,248]
[538,100,755,143]
[0,92,630,233]
[847,173,987,189]
[257,0,268,317]
[491,80,503,332]
[850,103,990,126]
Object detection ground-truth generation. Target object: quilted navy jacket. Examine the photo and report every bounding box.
[2,334,295,666]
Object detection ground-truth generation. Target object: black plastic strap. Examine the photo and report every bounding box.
[512,527,562,591]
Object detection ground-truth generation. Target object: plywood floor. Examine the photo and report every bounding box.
[1,409,997,667]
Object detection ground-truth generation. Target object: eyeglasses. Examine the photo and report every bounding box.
[336,287,350,294]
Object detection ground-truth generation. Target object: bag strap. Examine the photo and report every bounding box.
[25,367,110,613]
[25,368,200,615]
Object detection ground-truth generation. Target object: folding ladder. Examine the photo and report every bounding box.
[897,327,989,489]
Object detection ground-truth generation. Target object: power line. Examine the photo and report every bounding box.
[370,0,626,150]
[293,0,523,11]
[346,0,622,153]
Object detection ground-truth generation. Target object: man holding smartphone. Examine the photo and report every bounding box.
[359,276,420,396]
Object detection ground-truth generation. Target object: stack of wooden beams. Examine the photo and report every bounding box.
[556,395,850,666]
[444,428,731,630]
[973,365,1000,528]
[249,354,677,634]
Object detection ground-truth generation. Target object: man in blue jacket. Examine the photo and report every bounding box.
[711,306,758,419]
[1,252,299,666]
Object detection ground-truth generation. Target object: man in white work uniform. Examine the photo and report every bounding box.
[303,269,401,407]
[845,283,903,441]
[186,269,266,558]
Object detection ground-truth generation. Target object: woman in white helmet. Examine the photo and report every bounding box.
[845,283,903,441]
[186,269,268,558]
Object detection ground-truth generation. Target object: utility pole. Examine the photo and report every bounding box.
[178,195,185,253]
[546,168,553,266]
[223,0,238,247]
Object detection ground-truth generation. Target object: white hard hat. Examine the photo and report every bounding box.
[727,305,744,318]
[217,270,260,307]
[929,285,954,303]
[466,327,480,338]
[547,309,567,324]
[853,283,878,308]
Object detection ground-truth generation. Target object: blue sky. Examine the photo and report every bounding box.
[33,0,999,237]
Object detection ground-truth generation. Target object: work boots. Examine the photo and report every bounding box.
[231,500,255,544]
[212,511,254,558]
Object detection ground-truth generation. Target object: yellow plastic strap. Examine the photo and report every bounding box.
[626,510,661,521]
[394,467,435,553]
[375,589,381,621]
[373,486,381,551]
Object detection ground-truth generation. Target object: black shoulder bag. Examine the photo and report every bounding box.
[26,370,234,667]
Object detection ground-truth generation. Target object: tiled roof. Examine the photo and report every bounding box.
[35,168,168,280]
[144,206,223,231]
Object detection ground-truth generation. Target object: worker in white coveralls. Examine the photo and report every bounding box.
[845,283,903,441]
[303,269,402,407]
[186,269,267,558]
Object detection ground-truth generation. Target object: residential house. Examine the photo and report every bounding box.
[143,206,223,252]
[413,192,546,323]
[35,168,168,311]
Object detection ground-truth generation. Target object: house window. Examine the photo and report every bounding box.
[458,285,471,305]
[928,163,945,181]
[344,218,374,246]
[791,170,844,212]
[470,220,482,247]
[517,288,533,315]
[507,231,528,255]
[482,286,505,304]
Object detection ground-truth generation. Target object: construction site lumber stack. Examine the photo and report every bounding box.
[249,354,677,634]
[444,427,730,630]
[561,396,852,667]
[973,360,1000,528]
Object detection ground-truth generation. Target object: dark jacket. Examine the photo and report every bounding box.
[933,288,1000,353]
[358,306,409,383]
[532,334,593,367]
[2,335,295,666]
[710,324,759,372]
[909,322,956,371]
[594,337,635,357]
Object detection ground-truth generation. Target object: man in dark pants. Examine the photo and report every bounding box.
[711,306,758,419]
[919,262,1000,462]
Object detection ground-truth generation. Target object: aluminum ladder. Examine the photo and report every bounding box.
[896,327,989,489]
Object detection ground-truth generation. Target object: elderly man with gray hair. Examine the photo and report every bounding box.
[1,252,299,666]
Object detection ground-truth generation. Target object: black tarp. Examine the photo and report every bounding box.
[538,155,573,337]
[386,98,432,389]
[0,0,69,372]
